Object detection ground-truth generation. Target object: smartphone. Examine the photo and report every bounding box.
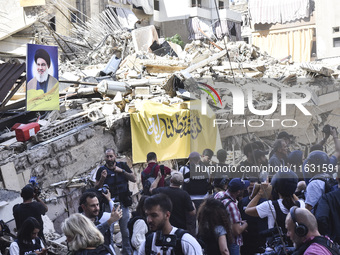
[113,202,120,209]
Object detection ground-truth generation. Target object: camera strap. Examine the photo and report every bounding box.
[292,236,340,255]
[145,229,187,255]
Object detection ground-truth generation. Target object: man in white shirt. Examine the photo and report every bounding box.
[138,193,202,255]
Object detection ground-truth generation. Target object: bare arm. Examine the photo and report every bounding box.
[318,133,330,147]
[149,171,162,193]
[188,201,196,216]
[95,169,107,189]
[34,194,48,213]
[218,235,230,255]
[245,183,269,217]
[116,165,136,183]
[232,221,248,236]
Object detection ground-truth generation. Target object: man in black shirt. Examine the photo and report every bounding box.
[151,171,196,230]
[13,184,48,242]
[95,148,136,255]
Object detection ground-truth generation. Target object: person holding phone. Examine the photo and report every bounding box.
[9,217,47,255]
[79,191,122,253]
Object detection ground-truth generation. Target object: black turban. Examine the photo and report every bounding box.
[34,48,51,68]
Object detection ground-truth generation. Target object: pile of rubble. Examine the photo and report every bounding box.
[2,11,340,253]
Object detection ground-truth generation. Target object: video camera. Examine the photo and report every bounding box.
[159,165,165,176]
[260,227,295,255]
[322,124,338,135]
[29,177,41,196]
[98,184,109,195]
[155,231,177,248]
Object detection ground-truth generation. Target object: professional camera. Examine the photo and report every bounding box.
[159,165,165,176]
[29,176,41,196]
[260,227,295,255]
[322,124,337,135]
[155,231,177,248]
[98,184,109,195]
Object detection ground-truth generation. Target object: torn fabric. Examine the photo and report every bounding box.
[132,0,153,15]
[249,0,310,24]
[116,7,138,30]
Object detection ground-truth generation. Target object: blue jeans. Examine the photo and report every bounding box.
[228,243,240,255]
[119,204,132,255]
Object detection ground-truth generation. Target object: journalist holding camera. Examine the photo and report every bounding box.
[13,178,48,243]
[95,148,136,255]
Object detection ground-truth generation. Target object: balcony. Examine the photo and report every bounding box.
[189,6,211,19]
[212,8,242,21]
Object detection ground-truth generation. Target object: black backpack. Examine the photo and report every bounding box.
[310,173,338,193]
[141,164,164,195]
[75,245,114,255]
[145,229,206,255]
[127,214,150,250]
[292,236,340,255]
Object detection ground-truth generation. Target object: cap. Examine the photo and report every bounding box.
[171,171,183,185]
[228,178,250,192]
[188,151,200,159]
[277,131,293,139]
[34,48,51,68]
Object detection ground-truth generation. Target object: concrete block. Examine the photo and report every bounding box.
[0,150,12,162]
[49,159,59,169]
[32,164,45,177]
[14,156,29,171]
[85,128,95,139]
[52,136,77,153]
[135,86,150,96]
[131,25,159,52]
[57,154,72,167]
[76,131,87,143]
[27,146,52,164]
[0,162,21,191]
[17,169,31,188]
[318,91,340,106]
[101,104,116,116]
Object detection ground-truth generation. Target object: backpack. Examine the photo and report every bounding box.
[292,236,340,255]
[141,164,163,195]
[127,214,149,250]
[309,173,338,193]
[145,229,205,255]
[75,245,114,255]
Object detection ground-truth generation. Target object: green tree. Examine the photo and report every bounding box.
[165,34,184,48]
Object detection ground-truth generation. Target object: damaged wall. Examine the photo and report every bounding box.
[0,125,126,190]
[315,0,340,59]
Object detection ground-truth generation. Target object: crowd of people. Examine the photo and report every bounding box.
[7,127,340,255]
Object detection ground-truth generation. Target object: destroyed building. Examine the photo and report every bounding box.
[1,0,340,254]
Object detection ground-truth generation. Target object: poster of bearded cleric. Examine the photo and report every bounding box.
[26,44,59,111]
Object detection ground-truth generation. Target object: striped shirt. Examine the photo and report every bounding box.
[214,190,243,246]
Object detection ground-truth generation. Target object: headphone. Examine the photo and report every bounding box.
[290,206,308,237]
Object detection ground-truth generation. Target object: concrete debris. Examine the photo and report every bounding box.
[1,7,340,254]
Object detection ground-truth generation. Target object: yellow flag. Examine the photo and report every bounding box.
[131,100,221,163]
